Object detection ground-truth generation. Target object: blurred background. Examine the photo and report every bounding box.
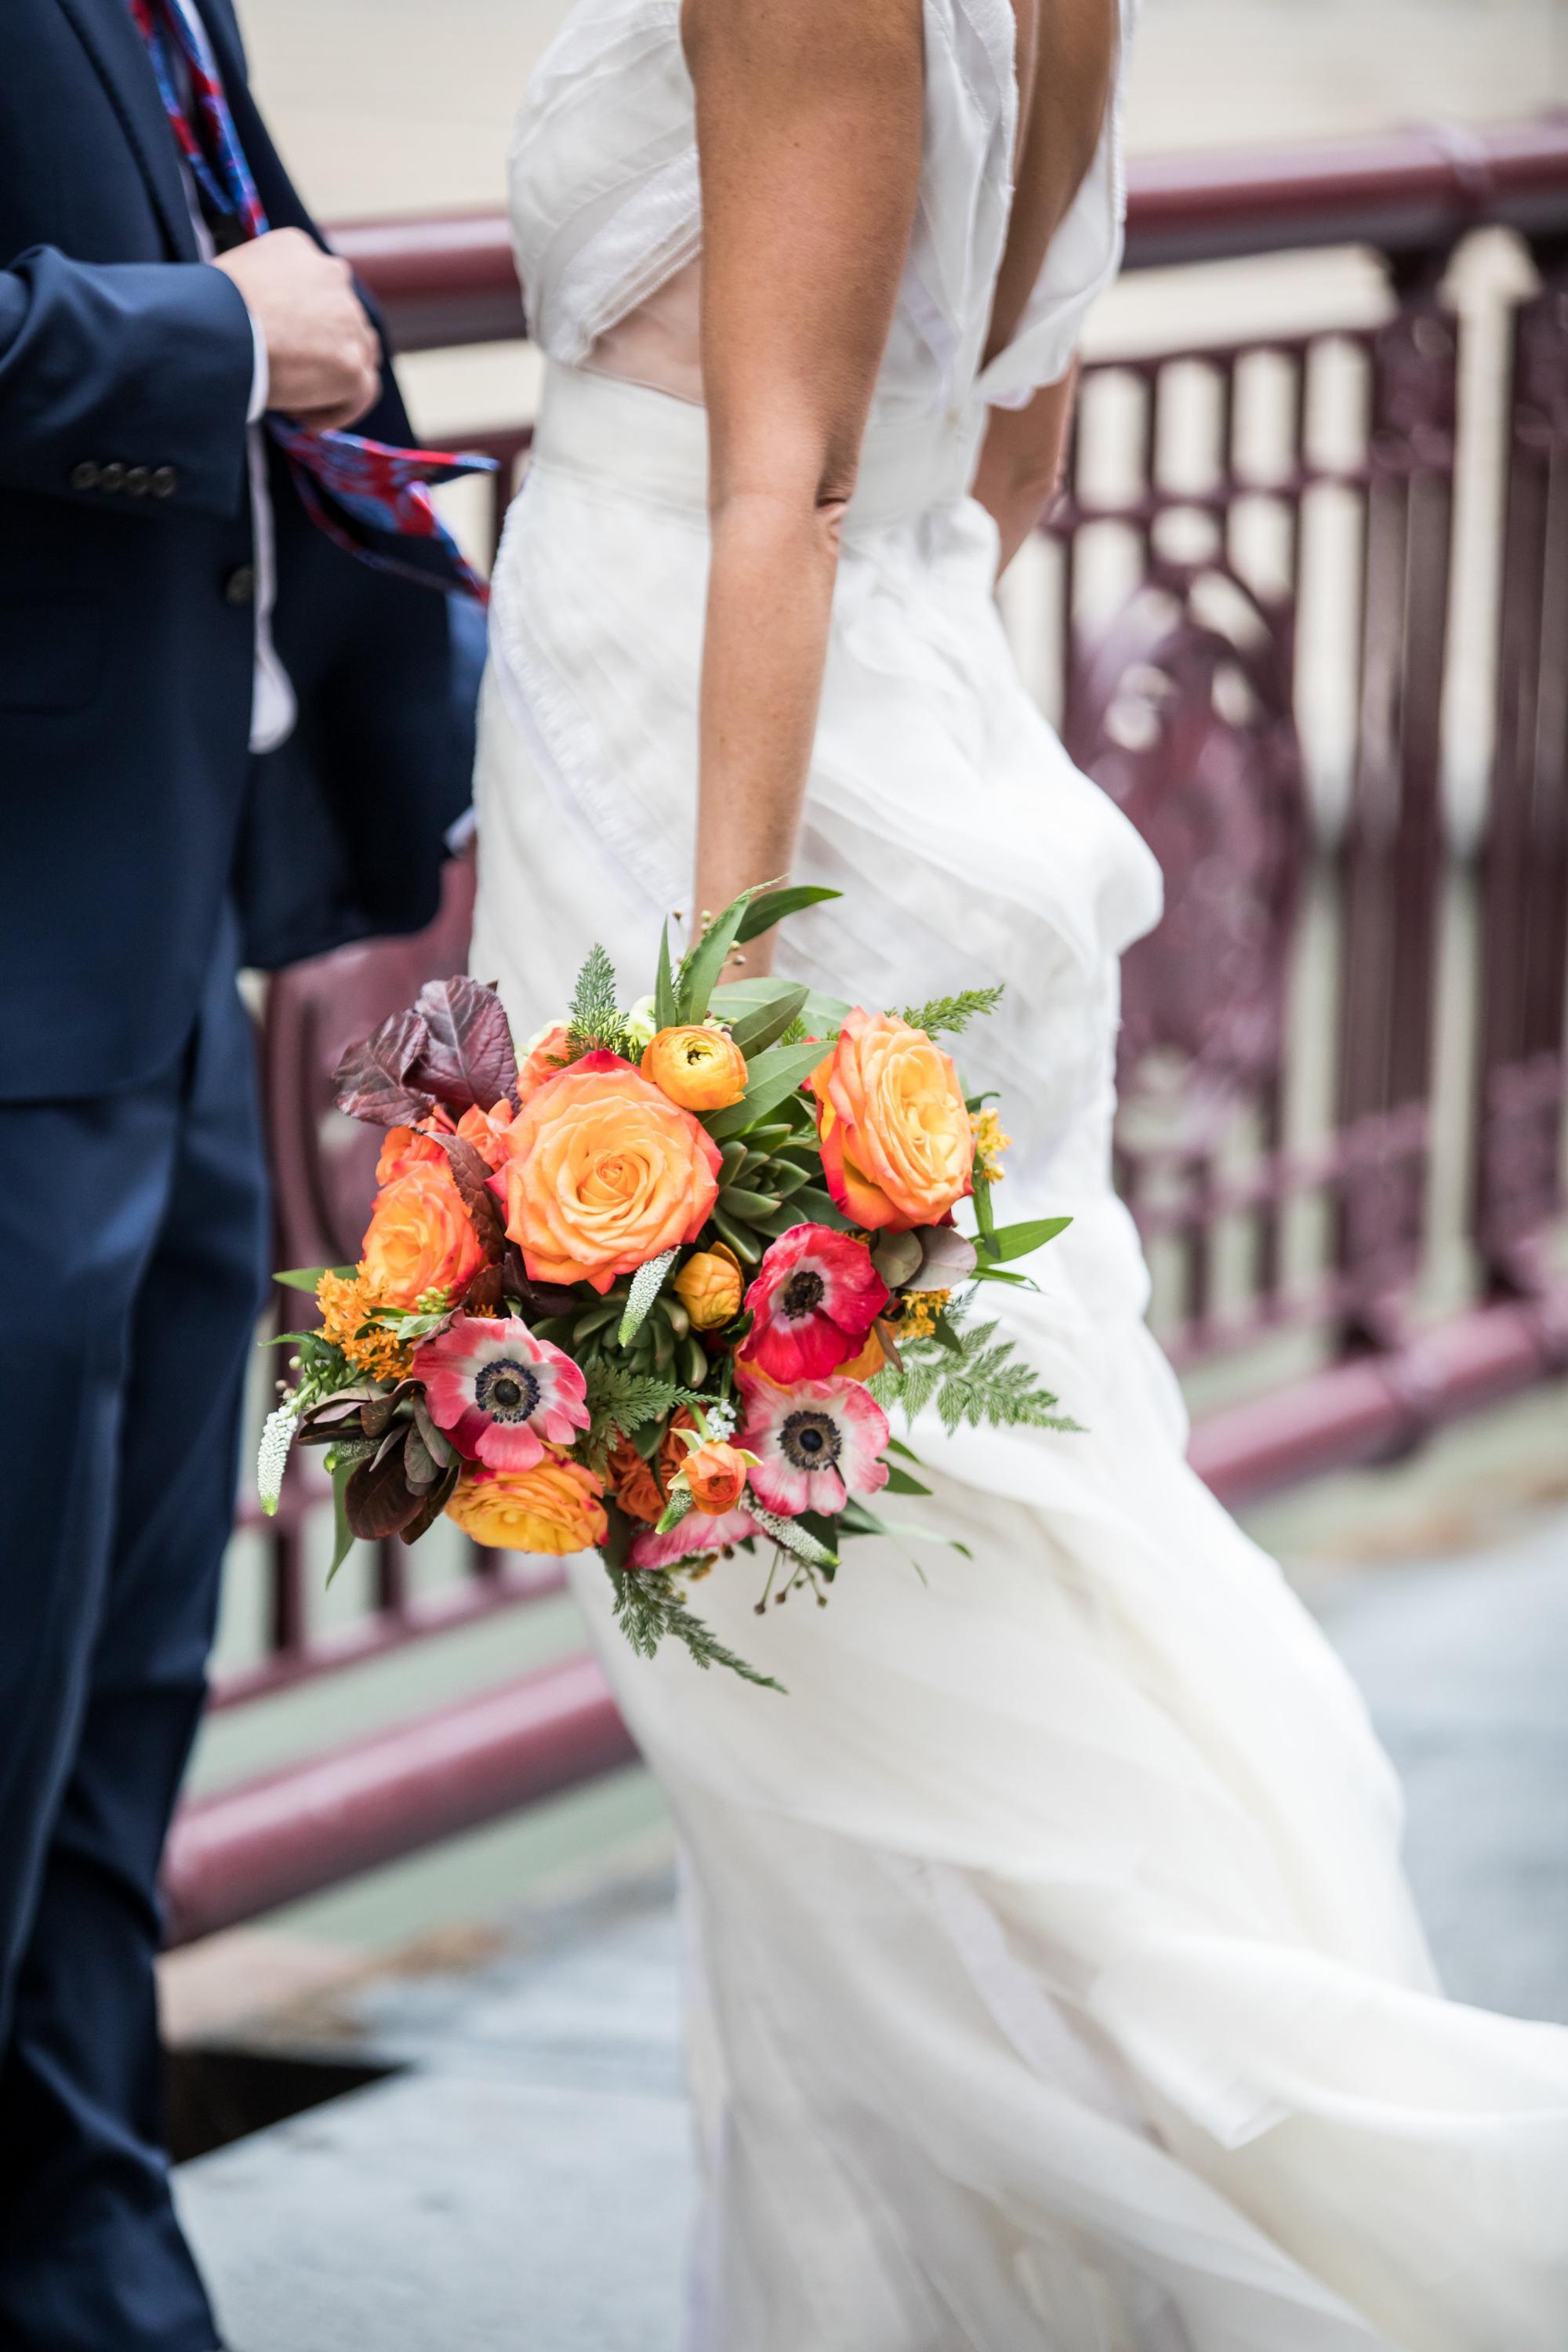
[169,6,1568,2347]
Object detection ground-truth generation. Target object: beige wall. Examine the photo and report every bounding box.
[241,0,1567,224]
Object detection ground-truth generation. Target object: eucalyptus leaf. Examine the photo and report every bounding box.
[728,984,811,1058]
[733,884,841,944]
[979,1214,1073,1263]
[705,1040,831,1143]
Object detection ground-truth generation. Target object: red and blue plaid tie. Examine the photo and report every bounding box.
[129,0,494,604]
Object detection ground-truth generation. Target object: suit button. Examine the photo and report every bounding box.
[223,565,256,607]
[124,466,151,497]
[150,466,178,499]
[99,462,126,494]
[71,461,101,492]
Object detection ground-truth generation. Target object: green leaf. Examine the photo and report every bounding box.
[788,1185,854,1231]
[677,891,755,1025]
[274,1265,354,1294]
[327,1458,357,1584]
[654,920,679,1032]
[705,1040,830,1142]
[970,1263,1040,1288]
[728,985,811,1058]
[932,1312,966,1353]
[882,1464,931,1496]
[971,1158,998,1256]
[980,1215,1073,1264]
[717,1186,782,1223]
[733,884,841,943]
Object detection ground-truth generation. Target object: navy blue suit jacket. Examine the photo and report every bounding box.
[0,0,481,1101]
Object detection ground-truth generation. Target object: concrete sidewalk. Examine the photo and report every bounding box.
[179,1504,1568,2352]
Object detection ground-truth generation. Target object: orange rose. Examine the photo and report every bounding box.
[603,1406,701,1525]
[361,1163,485,1310]
[456,1098,517,1171]
[446,1456,608,1554]
[642,1025,748,1112]
[376,1118,451,1188]
[672,1243,744,1330]
[683,1439,753,1517]
[497,1051,722,1294]
[810,1009,972,1232]
[517,1022,572,1105]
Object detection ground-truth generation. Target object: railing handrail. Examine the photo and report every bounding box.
[333,115,1568,352]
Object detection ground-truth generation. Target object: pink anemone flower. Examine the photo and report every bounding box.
[737,1367,890,1518]
[742,1225,889,1385]
[414,1313,589,1472]
[629,1508,760,1571]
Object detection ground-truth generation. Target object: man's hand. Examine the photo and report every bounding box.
[214,228,379,432]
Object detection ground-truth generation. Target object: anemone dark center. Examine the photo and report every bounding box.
[779,1409,841,1470]
[475,1359,541,1423]
[781,1269,826,1319]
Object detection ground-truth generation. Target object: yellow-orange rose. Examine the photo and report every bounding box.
[517,1021,572,1105]
[810,1008,972,1232]
[673,1243,744,1330]
[683,1439,753,1517]
[641,1025,748,1112]
[361,1163,485,1309]
[446,1456,608,1554]
[498,1051,723,1294]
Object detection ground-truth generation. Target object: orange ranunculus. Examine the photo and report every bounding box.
[683,1439,753,1517]
[605,1406,700,1526]
[445,1455,608,1554]
[673,1243,744,1331]
[809,1008,972,1232]
[497,1051,722,1294]
[517,1022,572,1104]
[376,1116,451,1188]
[641,1025,748,1112]
[361,1162,486,1310]
[837,1323,887,1382]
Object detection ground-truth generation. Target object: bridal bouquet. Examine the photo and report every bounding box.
[260,885,1075,1686]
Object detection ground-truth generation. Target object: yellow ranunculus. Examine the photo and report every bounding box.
[641,1024,749,1112]
[673,1243,745,1330]
[445,1456,608,1554]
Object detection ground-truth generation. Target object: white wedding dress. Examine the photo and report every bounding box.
[470,4,1568,2344]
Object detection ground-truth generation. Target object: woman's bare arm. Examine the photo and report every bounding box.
[683,0,924,967]
[970,0,1116,579]
[969,367,1077,576]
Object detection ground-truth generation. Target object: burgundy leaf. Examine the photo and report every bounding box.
[334,1007,437,1129]
[408,977,521,1116]
[400,1457,461,1546]
[437,1134,508,1263]
[345,1445,425,1541]
[463,1262,508,1317]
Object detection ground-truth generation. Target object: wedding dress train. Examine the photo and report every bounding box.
[471,2,1568,2342]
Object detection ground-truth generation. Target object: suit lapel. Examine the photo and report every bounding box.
[51,0,199,260]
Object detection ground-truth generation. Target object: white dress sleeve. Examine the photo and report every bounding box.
[975,0,1134,409]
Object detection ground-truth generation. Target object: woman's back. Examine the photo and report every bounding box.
[510,0,1130,422]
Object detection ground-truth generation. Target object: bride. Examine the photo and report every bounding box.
[471,1,1568,2343]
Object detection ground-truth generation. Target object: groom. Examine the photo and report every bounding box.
[0,2,482,2345]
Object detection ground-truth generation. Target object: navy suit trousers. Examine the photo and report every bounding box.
[0,913,267,2351]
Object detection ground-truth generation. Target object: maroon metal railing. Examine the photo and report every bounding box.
[162,122,1568,1945]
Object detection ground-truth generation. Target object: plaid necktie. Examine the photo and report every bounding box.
[129,0,494,604]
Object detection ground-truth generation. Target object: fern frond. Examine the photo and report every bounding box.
[610,1567,783,1690]
[872,1316,1080,1436]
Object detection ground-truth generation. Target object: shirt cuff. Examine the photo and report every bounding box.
[246,310,269,423]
